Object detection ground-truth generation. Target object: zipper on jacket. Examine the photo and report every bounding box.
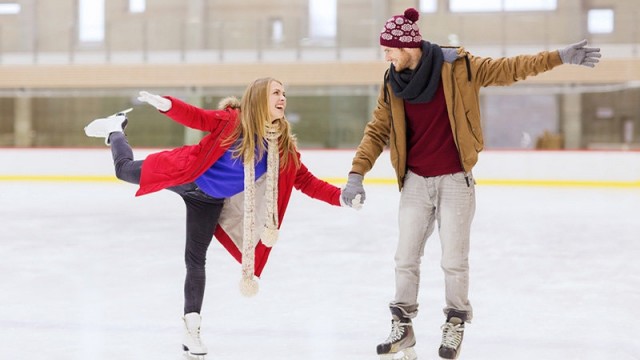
[384,68,402,188]
[464,55,472,82]
[449,59,471,188]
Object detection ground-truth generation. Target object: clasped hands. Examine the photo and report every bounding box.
[341,173,365,210]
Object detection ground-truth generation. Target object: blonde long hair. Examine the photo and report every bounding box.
[223,77,299,170]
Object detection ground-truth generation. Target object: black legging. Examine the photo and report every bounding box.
[110,132,224,315]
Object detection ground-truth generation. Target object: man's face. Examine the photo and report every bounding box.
[382,46,414,71]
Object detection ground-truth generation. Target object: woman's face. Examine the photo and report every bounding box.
[268,81,286,121]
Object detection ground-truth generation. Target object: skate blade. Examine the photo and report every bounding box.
[108,108,133,118]
[380,347,417,360]
[183,345,207,360]
[183,352,206,360]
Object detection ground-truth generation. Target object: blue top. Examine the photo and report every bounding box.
[195,148,268,199]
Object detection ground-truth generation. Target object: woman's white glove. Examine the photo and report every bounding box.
[340,192,363,210]
[137,91,172,112]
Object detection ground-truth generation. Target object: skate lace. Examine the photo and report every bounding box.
[188,327,203,345]
[440,322,463,348]
[385,319,409,344]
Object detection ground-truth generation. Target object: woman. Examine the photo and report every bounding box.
[84,77,361,358]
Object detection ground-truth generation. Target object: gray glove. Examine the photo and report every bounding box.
[558,40,601,68]
[341,173,366,209]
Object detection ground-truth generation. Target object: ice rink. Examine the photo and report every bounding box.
[1,150,639,360]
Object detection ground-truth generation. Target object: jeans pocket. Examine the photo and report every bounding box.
[448,171,468,184]
[448,172,476,192]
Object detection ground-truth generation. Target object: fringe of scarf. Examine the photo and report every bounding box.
[239,123,280,297]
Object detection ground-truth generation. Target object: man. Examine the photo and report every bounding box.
[341,7,601,360]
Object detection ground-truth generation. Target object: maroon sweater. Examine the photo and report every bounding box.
[403,80,463,177]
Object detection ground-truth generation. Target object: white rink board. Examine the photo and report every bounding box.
[1,148,639,185]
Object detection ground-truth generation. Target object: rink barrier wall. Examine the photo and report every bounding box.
[1,148,639,188]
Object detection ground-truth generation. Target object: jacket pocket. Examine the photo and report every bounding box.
[464,109,484,151]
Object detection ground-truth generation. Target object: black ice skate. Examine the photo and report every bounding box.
[438,311,466,359]
[377,307,417,360]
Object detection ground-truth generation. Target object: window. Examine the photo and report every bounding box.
[271,18,284,44]
[78,0,105,42]
[450,0,500,12]
[419,0,437,13]
[309,0,336,39]
[504,0,556,11]
[588,9,614,34]
[129,0,145,13]
[450,0,556,12]
[0,3,20,14]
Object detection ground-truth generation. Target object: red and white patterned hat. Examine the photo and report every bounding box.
[379,8,422,48]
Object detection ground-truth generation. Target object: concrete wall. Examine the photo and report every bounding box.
[1,0,639,55]
[1,1,638,150]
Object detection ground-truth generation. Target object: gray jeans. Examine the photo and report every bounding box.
[391,170,475,321]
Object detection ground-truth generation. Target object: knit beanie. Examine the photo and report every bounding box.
[379,8,422,48]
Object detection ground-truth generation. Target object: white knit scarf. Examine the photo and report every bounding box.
[239,122,281,296]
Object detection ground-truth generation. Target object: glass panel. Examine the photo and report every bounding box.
[451,0,556,12]
[309,0,336,38]
[588,9,614,34]
[129,0,146,13]
[419,0,437,13]
[450,0,501,12]
[0,3,20,14]
[504,0,556,11]
[79,0,105,42]
[271,18,284,44]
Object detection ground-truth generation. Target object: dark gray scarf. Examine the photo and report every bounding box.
[389,41,444,104]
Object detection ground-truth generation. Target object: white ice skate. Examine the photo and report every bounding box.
[182,312,208,359]
[84,107,132,145]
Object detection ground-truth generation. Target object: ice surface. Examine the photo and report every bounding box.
[1,181,639,359]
